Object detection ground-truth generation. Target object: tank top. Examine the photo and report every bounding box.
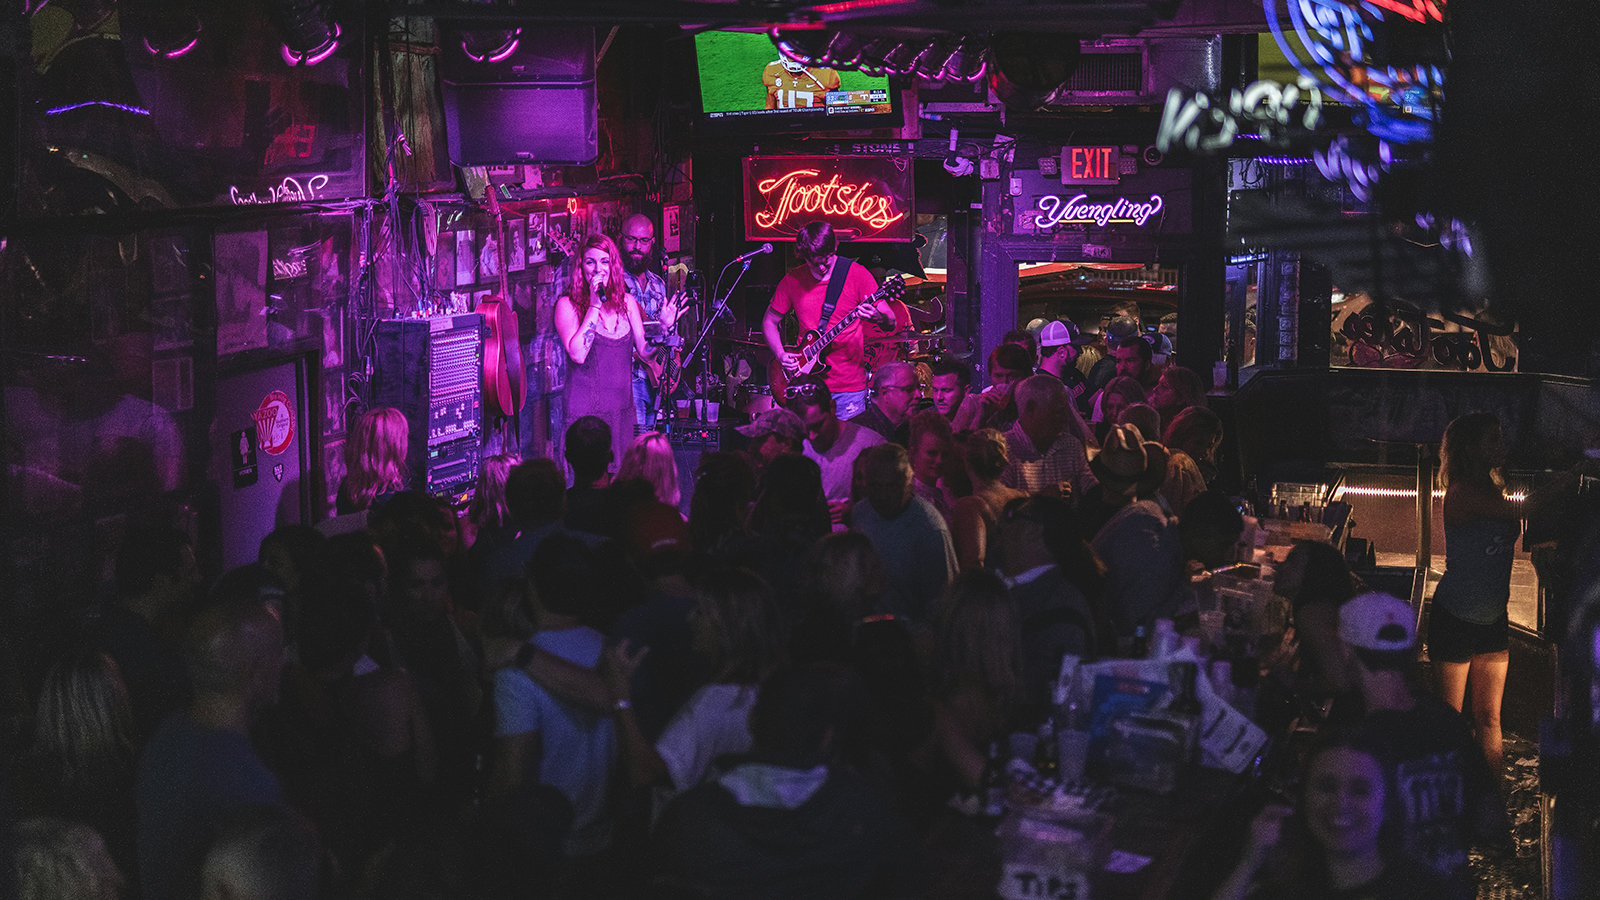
[566,331,636,469]
[1432,516,1520,624]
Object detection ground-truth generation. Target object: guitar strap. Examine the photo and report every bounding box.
[818,258,854,330]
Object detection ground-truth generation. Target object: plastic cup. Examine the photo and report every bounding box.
[675,400,691,421]
[1199,610,1226,651]
[1057,729,1091,783]
[706,401,720,424]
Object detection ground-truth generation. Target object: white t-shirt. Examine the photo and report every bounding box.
[655,682,759,792]
[804,421,885,503]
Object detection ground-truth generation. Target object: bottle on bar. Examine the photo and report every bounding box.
[980,741,1006,817]
[1130,624,1150,659]
[1034,716,1059,779]
[1167,660,1203,762]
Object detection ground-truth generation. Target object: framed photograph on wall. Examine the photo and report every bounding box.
[507,218,527,271]
[526,212,548,266]
[454,230,476,286]
[477,228,501,281]
[324,372,346,435]
[434,231,457,293]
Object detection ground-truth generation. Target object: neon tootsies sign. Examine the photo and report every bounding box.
[743,155,914,242]
[1034,193,1165,229]
[753,170,905,232]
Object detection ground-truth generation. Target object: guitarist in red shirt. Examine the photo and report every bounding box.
[763,221,899,421]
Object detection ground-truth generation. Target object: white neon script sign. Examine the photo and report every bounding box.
[1156,78,1324,155]
[229,175,332,206]
[1035,193,1165,228]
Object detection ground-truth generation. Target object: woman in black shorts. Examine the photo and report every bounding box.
[1429,413,1520,772]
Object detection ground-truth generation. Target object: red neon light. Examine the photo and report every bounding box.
[811,0,914,13]
[753,168,906,232]
[1068,147,1116,182]
[1365,0,1445,23]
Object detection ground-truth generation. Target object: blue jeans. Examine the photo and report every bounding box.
[632,375,656,429]
[834,389,868,421]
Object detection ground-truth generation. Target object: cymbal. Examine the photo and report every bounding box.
[712,335,766,347]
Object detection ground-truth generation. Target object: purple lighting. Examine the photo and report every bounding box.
[462,29,522,64]
[45,101,153,116]
[143,35,201,59]
[281,23,340,67]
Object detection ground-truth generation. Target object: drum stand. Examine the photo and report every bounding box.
[656,254,756,432]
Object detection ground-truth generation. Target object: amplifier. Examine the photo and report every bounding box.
[373,314,484,501]
[426,436,481,507]
[667,422,725,451]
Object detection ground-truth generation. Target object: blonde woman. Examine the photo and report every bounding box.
[617,431,681,509]
[338,406,409,514]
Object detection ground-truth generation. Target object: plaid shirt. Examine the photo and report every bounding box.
[624,268,670,383]
[1001,422,1095,497]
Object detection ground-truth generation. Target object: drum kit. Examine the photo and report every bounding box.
[707,330,971,418]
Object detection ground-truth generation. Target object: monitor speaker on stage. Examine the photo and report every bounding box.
[439,25,598,166]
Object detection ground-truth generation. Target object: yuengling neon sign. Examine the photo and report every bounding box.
[1035,193,1165,229]
[754,170,905,231]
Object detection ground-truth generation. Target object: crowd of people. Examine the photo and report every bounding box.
[1,275,1523,898]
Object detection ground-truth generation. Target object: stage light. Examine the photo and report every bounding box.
[138,13,203,59]
[820,31,868,68]
[273,0,340,67]
[913,39,952,81]
[460,29,522,64]
[879,40,920,74]
[940,38,988,82]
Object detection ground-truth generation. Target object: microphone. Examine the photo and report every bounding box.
[732,243,774,264]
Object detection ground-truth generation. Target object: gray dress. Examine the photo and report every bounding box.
[566,330,636,469]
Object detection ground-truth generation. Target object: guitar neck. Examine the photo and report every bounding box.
[804,306,863,361]
[802,279,900,361]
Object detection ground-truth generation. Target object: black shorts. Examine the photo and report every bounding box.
[1426,604,1509,663]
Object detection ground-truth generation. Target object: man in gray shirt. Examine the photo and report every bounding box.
[850,443,955,621]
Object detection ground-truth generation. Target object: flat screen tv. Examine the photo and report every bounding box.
[694,30,897,130]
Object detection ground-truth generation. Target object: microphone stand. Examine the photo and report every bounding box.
[658,256,756,433]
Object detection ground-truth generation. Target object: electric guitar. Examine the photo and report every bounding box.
[770,274,906,401]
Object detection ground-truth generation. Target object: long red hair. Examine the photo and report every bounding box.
[573,233,628,320]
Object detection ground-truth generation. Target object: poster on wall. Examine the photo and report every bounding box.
[663,204,682,253]
[743,154,913,242]
[216,230,269,357]
[454,231,476,286]
[478,228,501,281]
[507,219,527,272]
[434,231,457,294]
[526,212,548,265]
[548,212,571,260]
[1331,294,1518,373]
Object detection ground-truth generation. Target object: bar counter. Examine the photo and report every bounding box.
[924,766,1255,899]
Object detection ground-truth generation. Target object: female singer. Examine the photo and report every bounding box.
[556,234,655,470]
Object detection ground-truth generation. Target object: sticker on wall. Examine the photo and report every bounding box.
[231,428,259,488]
[254,390,296,456]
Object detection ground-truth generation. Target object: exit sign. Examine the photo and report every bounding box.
[1061,145,1119,185]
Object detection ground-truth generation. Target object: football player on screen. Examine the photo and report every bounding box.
[762,57,842,110]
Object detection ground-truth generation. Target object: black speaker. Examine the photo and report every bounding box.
[373,314,484,503]
[439,25,597,166]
